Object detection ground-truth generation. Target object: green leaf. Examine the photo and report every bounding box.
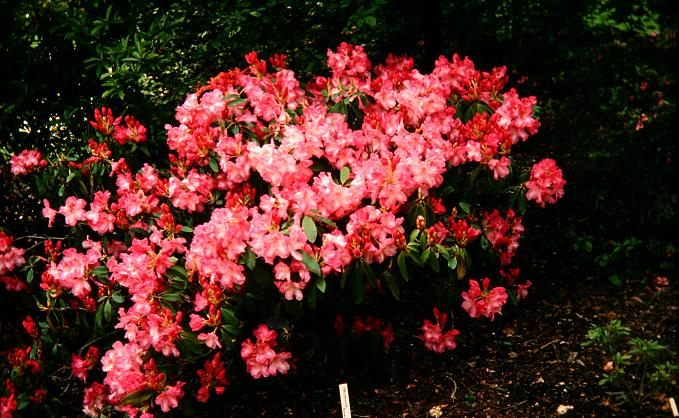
[518,192,527,215]
[608,274,622,286]
[447,257,458,270]
[26,269,34,284]
[459,201,471,214]
[299,251,321,276]
[315,276,326,293]
[421,248,431,263]
[223,324,241,335]
[103,301,113,322]
[66,170,78,183]
[397,252,409,281]
[16,399,30,411]
[309,210,337,228]
[361,262,376,287]
[209,158,220,173]
[121,389,155,406]
[429,253,440,273]
[302,215,318,243]
[90,266,109,279]
[240,248,257,270]
[159,291,182,302]
[94,303,104,330]
[181,225,194,233]
[227,98,246,107]
[386,273,400,300]
[480,236,490,250]
[340,166,351,184]
[221,308,238,326]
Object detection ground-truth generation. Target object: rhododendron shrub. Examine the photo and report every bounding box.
[0,43,564,416]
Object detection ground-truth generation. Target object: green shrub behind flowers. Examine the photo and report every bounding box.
[0,44,564,417]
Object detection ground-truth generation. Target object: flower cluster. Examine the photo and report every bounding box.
[9,149,46,176]
[0,232,26,292]
[461,278,509,320]
[525,158,566,207]
[418,308,461,353]
[352,315,395,351]
[240,325,292,379]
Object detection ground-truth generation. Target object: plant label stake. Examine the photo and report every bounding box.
[339,383,352,418]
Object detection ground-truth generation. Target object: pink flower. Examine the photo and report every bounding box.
[71,347,99,383]
[155,381,186,413]
[516,280,532,301]
[241,325,292,379]
[59,196,88,226]
[10,149,46,175]
[461,278,508,321]
[0,232,25,275]
[82,382,107,417]
[42,199,57,227]
[198,332,222,349]
[112,115,147,144]
[418,308,461,353]
[488,156,511,180]
[525,158,566,207]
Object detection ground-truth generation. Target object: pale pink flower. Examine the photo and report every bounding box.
[42,199,57,227]
[198,332,222,349]
[155,381,186,413]
[488,156,511,180]
[10,149,46,175]
[59,196,87,226]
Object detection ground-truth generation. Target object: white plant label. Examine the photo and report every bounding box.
[339,383,352,418]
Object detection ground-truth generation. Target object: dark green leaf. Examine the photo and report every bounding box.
[429,253,440,273]
[103,300,112,322]
[209,159,220,173]
[397,252,409,281]
[299,250,321,276]
[90,266,109,279]
[221,308,238,326]
[121,389,155,406]
[240,248,257,270]
[223,324,241,335]
[159,291,182,302]
[315,276,326,293]
[480,236,490,250]
[309,210,338,228]
[386,273,400,300]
